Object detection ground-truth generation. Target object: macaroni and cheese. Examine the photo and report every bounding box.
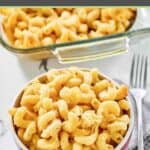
[0,8,136,49]
[9,67,130,150]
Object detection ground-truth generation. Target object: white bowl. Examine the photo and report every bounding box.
[9,68,135,150]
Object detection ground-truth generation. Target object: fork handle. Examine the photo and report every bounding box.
[137,98,144,150]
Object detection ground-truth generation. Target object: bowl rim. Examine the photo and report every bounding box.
[8,68,135,150]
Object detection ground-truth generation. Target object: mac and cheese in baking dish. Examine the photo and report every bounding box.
[0,8,136,49]
[9,67,130,150]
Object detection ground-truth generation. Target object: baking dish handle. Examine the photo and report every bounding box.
[53,28,150,64]
[53,36,129,64]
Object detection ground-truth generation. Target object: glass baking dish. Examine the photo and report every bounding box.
[0,8,150,63]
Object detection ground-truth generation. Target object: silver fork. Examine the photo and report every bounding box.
[130,54,148,150]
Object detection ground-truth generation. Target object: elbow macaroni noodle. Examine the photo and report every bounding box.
[0,8,136,49]
[9,67,130,150]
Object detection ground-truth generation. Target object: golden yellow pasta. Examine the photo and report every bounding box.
[60,131,72,150]
[41,119,62,138]
[23,121,36,142]
[9,67,131,150]
[96,132,113,150]
[1,8,136,49]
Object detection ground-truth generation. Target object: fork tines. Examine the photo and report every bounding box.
[130,54,148,89]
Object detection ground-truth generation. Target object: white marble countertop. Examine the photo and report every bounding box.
[0,9,150,149]
[0,41,150,150]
